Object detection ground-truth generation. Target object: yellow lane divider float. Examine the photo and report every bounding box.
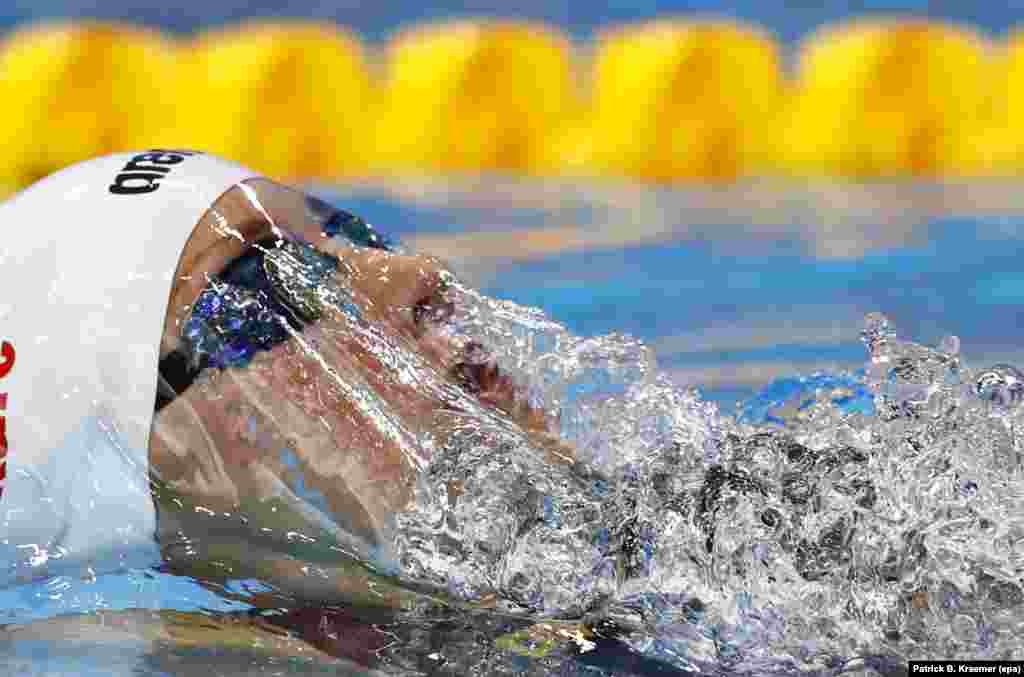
[562,20,785,182]
[0,21,176,194]
[780,19,993,179]
[0,17,1020,189]
[373,20,578,176]
[162,20,373,182]
[955,28,1024,176]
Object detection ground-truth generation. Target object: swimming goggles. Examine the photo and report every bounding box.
[156,203,394,411]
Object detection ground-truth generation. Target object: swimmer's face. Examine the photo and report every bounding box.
[149,179,550,550]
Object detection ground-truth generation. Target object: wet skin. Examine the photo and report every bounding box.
[148,183,571,603]
[145,191,877,634]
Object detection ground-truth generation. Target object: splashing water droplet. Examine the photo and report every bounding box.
[975,364,1024,408]
[861,312,896,363]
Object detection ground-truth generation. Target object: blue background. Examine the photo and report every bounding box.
[0,0,1020,41]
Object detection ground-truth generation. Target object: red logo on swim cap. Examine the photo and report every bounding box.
[0,340,16,500]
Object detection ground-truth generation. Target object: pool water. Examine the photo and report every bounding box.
[4,177,1024,676]
[360,179,1024,412]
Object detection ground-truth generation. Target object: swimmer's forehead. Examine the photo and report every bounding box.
[173,179,325,291]
[199,177,324,242]
[167,176,393,343]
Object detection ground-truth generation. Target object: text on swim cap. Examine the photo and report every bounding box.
[0,340,15,500]
[108,149,200,196]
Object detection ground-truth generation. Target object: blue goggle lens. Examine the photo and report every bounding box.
[156,204,392,410]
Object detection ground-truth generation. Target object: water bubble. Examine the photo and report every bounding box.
[940,335,961,356]
[951,614,977,640]
[386,290,1024,670]
[975,364,1024,408]
[781,472,814,505]
[957,478,979,498]
[861,312,896,362]
[760,508,781,528]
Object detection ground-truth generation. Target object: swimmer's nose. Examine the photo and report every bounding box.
[340,249,453,339]
[322,245,555,434]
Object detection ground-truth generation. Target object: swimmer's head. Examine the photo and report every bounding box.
[141,157,554,572]
[141,166,439,558]
[0,150,556,593]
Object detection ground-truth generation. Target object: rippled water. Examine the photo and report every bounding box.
[5,181,1024,675]
[5,299,1022,677]
[388,283,1024,674]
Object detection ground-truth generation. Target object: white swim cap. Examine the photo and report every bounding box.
[0,151,259,583]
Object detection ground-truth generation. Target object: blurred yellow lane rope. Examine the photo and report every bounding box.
[0,21,176,194]
[373,20,578,175]
[779,19,993,178]
[157,20,372,182]
[564,20,785,182]
[0,17,1020,191]
[954,28,1024,177]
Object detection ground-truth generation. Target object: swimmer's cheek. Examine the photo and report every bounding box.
[149,393,243,510]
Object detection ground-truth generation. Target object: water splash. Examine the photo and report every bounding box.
[395,293,1024,673]
[6,254,1024,675]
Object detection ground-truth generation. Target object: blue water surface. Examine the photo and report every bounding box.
[4,180,1024,676]
[324,184,1024,412]
[0,0,1018,43]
